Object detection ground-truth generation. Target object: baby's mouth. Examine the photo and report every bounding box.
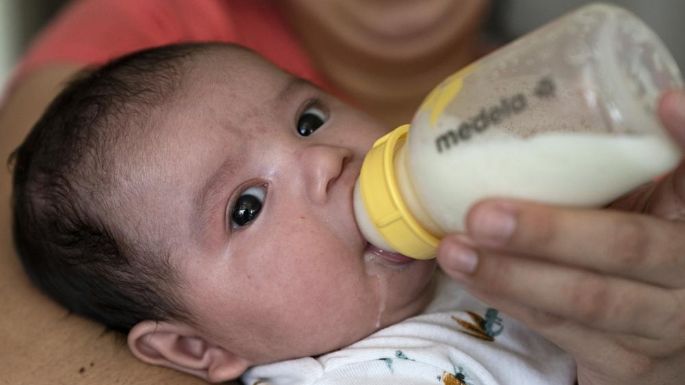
[363,243,414,267]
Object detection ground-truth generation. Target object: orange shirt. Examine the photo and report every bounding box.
[16,0,330,89]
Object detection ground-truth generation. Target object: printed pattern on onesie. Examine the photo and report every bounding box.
[243,272,576,385]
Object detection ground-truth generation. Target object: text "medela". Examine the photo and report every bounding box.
[435,94,527,153]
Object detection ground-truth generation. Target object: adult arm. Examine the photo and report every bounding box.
[437,90,685,385]
[1,66,81,254]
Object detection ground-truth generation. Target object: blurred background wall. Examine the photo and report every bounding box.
[0,0,63,91]
[501,0,684,68]
[0,0,683,92]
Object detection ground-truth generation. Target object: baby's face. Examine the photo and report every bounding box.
[128,48,436,365]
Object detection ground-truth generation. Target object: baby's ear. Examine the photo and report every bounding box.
[128,320,250,383]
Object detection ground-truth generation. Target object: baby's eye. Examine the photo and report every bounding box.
[230,186,266,228]
[296,103,328,136]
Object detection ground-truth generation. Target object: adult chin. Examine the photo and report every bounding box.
[338,0,488,60]
[280,0,491,63]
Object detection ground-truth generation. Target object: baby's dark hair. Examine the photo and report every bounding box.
[10,42,222,333]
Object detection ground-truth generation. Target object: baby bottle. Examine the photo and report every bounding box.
[353,3,683,259]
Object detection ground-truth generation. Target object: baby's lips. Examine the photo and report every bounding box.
[365,243,414,265]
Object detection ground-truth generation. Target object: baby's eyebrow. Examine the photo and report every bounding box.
[274,76,313,102]
[192,155,237,242]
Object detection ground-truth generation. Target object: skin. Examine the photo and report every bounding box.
[1,1,685,384]
[125,47,436,382]
[278,0,492,127]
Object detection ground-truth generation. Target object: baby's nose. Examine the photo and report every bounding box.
[301,145,353,204]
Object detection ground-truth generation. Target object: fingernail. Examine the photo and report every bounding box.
[471,203,517,246]
[673,91,685,127]
[661,90,685,144]
[441,238,479,275]
[668,90,685,125]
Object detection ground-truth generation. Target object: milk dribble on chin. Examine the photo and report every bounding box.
[353,3,683,260]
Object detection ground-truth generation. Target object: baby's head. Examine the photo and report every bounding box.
[11,43,436,382]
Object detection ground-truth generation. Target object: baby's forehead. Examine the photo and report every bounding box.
[116,46,283,182]
[171,47,298,126]
[189,45,288,87]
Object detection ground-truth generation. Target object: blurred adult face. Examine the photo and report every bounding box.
[279,0,491,61]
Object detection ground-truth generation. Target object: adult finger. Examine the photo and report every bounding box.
[462,199,685,288]
[659,89,685,148]
[437,238,685,340]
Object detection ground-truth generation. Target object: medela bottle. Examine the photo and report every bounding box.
[353,3,683,259]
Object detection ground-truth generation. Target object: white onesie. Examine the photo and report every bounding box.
[243,272,576,385]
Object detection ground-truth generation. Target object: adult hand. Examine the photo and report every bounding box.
[437,90,685,385]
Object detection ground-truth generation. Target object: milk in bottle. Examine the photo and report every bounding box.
[353,3,683,259]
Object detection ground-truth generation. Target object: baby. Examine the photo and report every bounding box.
[11,43,574,384]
